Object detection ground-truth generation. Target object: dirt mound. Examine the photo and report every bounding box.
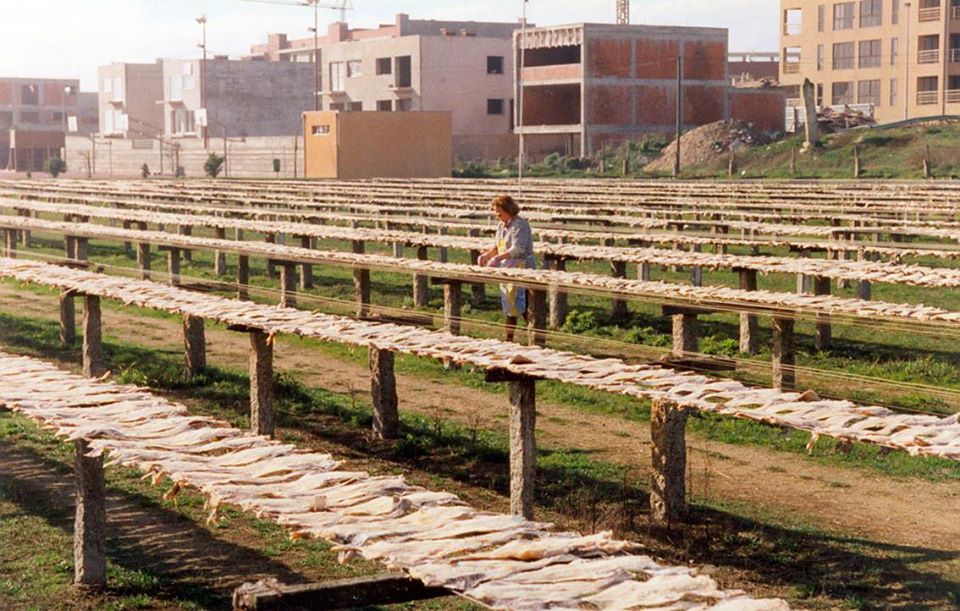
[647,120,771,172]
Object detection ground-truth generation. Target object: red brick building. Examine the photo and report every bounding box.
[516,24,784,157]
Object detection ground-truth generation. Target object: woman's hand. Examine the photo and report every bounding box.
[477,253,491,266]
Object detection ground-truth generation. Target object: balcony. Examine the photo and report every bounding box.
[782,63,801,74]
[918,49,941,63]
[947,89,960,102]
[919,6,942,21]
[917,90,940,104]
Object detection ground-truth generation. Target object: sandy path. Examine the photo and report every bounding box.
[1,283,958,556]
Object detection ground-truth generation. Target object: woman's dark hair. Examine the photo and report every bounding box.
[491,194,520,216]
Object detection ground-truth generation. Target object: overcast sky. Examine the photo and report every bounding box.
[1,1,777,90]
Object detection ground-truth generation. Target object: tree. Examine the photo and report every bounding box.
[44,157,67,178]
[140,163,151,179]
[203,152,225,178]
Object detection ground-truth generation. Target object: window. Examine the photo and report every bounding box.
[329,62,346,92]
[20,84,39,105]
[860,0,882,26]
[376,99,392,111]
[487,99,504,115]
[832,42,855,69]
[890,37,899,65]
[917,76,939,104]
[376,57,392,75]
[818,4,826,31]
[833,2,855,29]
[832,81,854,104]
[20,111,40,123]
[891,0,899,23]
[104,110,114,134]
[817,83,825,105]
[487,56,505,74]
[817,44,825,70]
[168,75,182,101]
[396,98,413,111]
[102,78,112,93]
[859,39,882,67]
[0,111,12,128]
[311,124,331,135]
[890,78,898,106]
[858,79,881,105]
[784,8,803,35]
[329,102,346,111]
[52,111,63,122]
[347,60,362,78]
[395,56,412,88]
[348,101,362,111]
[183,74,196,90]
[918,35,940,63]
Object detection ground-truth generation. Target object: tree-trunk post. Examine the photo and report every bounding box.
[857,251,872,301]
[691,244,703,287]
[75,237,89,263]
[527,288,547,348]
[178,225,193,261]
[772,316,796,391]
[413,246,429,308]
[671,311,699,357]
[610,260,628,322]
[353,240,371,317]
[738,269,759,355]
[299,235,314,290]
[60,289,77,346]
[649,398,689,525]
[249,330,274,437]
[508,378,537,520]
[547,256,569,330]
[279,262,297,309]
[468,229,485,307]
[183,315,206,377]
[73,439,106,589]
[237,255,250,301]
[136,242,151,280]
[166,248,181,287]
[265,233,277,278]
[370,347,399,440]
[214,227,227,275]
[813,275,832,350]
[438,227,448,263]
[4,228,17,258]
[82,295,106,379]
[443,281,463,336]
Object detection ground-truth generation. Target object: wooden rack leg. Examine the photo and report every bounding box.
[857,251,872,301]
[353,240,370,317]
[178,225,193,261]
[813,275,832,350]
[60,289,76,346]
[610,260,628,322]
[121,220,132,255]
[438,227,448,263]
[75,237,89,262]
[136,242,151,280]
[183,315,206,377]
[370,347,399,440]
[237,255,250,301]
[73,439,106,588]
[691,244,703,287]
[527,289,547,348]
[300,235,314,289]
[4,228,17,258]
[650,398,689,525]
[548,257,568,330]
[280,263,297,309]
[638,261,652,282]
[468,229,484,307]
[249,330,274,437]
[214,227,227,275]
[671,312,699,357]
[738,269,759,355]
[443,282,462,370]
[265,234,277,278]
[772,317,796,391]
[509,379,537,520]
[413,246,429,308]
[166,248,181,287]
[82,295,106,379]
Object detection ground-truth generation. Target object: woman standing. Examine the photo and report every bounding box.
[477,195,536,342]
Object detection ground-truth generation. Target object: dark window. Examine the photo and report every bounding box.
[349,101,363,111]
[832,81,854,105]
[487,99,504,115]
[858,79,881,105]
[832,42,855,69]
[20,84,39,105]
[376,57,392,75]
[859,39,882,67]
[487,56,504,74]
[860,0,882,27]
[395,56,412,88]
[833,2,855,30]
[376,100,392,111]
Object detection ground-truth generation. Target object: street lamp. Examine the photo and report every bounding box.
[904,2,911,120]
[305,0,321,111]
[196,15,209,148]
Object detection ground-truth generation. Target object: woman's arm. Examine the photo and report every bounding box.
[477,245,498,266]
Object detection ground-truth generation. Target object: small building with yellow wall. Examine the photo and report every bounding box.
[303,111,452,179]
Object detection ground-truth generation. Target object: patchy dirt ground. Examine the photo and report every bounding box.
[1,283,958,607]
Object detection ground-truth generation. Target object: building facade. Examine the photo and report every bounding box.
[249,13,522,159]
[97,62,165,139]
[160,58,314,139]
[780,0,960,123]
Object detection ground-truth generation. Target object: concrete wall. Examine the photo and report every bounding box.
[318,35,421,112]
[98,62,164,139]
[303,110,452,179]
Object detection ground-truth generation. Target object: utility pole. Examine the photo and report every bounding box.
[197,15,209,149]
[673,55,683,178]
[517,0,527,185]
[616,0,630,25]
[308,1,320,111]
[904,2,911,121]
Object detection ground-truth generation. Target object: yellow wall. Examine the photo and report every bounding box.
[303,111,452,179]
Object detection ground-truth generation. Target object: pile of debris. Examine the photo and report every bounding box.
[817,105,876,133]
[646,120,770,172]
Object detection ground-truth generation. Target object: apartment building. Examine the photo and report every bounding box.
[780,0,960,123]
[160,58,314,139]
[97,62,164,139]
[248,13,522,159]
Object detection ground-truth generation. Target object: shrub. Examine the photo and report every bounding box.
[560,309,599,334]
[203,152,225,178]
[44,157,67,178]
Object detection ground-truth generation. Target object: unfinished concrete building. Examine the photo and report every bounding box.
[516,23,738,157]
[161,58,314,140]
[97,62,164,139]
[249,13,523,159]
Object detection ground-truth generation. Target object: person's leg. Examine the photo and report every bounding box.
[505,316,518,342]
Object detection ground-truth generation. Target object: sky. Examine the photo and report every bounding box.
[1,1,777,90]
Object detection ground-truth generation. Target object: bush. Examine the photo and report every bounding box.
[203,152,225,178]
[140,163,150,179]
[44,157,67,178]
[560,309,599,335]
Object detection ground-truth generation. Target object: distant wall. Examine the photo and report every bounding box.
[728,88,786,133]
